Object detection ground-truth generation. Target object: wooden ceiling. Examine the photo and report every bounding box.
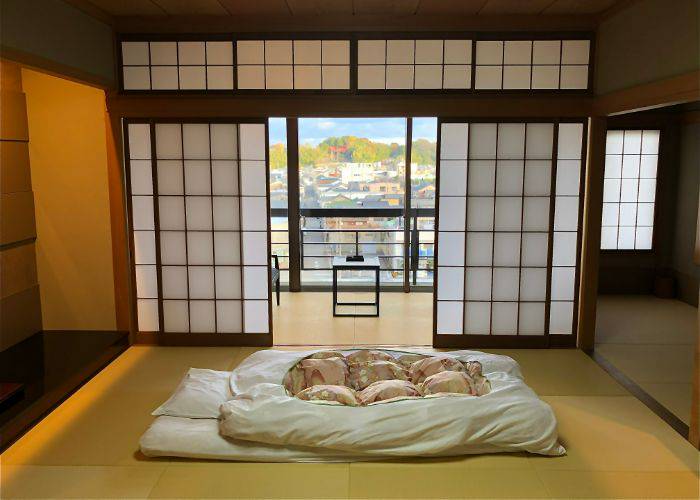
[71,0,630,19]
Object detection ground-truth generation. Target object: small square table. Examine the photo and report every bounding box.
[332,256,380,317]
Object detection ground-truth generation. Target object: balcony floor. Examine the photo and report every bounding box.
[272,291,433,346]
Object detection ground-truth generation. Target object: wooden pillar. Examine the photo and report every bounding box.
[104,111,132,337]
[403,118,413,293]
[690,195,700,449]
[0,60,42,351]
[286,118,301,292]
[577,115,607,351]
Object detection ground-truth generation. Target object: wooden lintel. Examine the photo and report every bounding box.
[595,71,700,116]
[0,46,115,90]
[106,93,594,119]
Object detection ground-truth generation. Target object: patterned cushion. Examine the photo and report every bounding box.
[348,360,408,391]
[296,385,359,406]
[420,371,476,396]
[409,356,466,385]
[358,379,421,405]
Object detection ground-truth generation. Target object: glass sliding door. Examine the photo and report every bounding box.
[434,119,585,347]
[297,117,409,286]
[125,119,272,344]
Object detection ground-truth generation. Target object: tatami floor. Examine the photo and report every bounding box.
[1,342,698,498]
[596,295,698,425]
[273,291,434,346]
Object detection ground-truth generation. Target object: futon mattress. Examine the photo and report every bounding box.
[140,348,565,461]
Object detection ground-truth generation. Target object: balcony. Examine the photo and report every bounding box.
[271,208,434,289]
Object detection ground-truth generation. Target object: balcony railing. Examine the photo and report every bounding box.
[270,207,434,286]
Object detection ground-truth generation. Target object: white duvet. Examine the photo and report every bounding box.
[140,348,565,461]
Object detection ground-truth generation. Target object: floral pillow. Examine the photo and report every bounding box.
[296,385,359,406]
[358,379,421,405]
[348,360,408,391]
[283,357,349,395]
[282,365,306,395]
[395,353,430,369]
[420,371,476,396]
[409,356,466,385]
[308,350,346,360]
[463,360,483,378]
[346,350,395,364]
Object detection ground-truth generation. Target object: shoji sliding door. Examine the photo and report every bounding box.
[434,119,585,348]
[125,119,272,345]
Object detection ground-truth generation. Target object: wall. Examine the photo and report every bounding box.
[0,61,42,351]
[595,0,700,94]
[22,68,117,330]
[0,0,114,88]
[672,121,700,305]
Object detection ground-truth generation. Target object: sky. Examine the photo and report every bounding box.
[268,117,437,146]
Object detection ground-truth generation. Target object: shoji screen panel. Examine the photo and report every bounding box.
[550,123,584,336]
[236,39,350,90]
[121,40,235,91]
[125,120,271,343]
[127,123,160,332]
[357,39,472,90]
[434,119,585,347]
[601,129,660,250]
[474,39,590,90]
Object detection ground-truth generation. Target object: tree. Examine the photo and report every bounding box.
[269,143,287,170]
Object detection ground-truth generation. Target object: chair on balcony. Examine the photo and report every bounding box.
[271,254,280,305]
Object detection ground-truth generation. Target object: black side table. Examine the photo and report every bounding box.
[332,256,380,317]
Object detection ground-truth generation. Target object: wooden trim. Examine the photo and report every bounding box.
[0,47,114,90]
[434,334,550,349]
[577,116,606,350]
[105,112,131,333]
[135,331,272,346]
[107,94,594,118]
[590,349,690,439]
[594,70,700,116]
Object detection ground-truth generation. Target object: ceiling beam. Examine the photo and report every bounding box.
[112,13,598,33]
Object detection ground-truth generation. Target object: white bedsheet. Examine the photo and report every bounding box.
[140,348,565,461]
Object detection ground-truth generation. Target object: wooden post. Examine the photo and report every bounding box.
[577,116,607,351]
[286,118,301,292]
[689,194,700,449]
[104,111,132,337]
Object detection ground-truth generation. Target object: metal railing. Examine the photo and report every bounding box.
[270,207,434,286]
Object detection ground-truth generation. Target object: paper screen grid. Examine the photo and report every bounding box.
[122,41,235,90]
[127,121,270,334]
[601,129,659,250]
[435,121,583,336]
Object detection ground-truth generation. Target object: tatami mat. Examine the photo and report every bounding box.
[1,343,698,498]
